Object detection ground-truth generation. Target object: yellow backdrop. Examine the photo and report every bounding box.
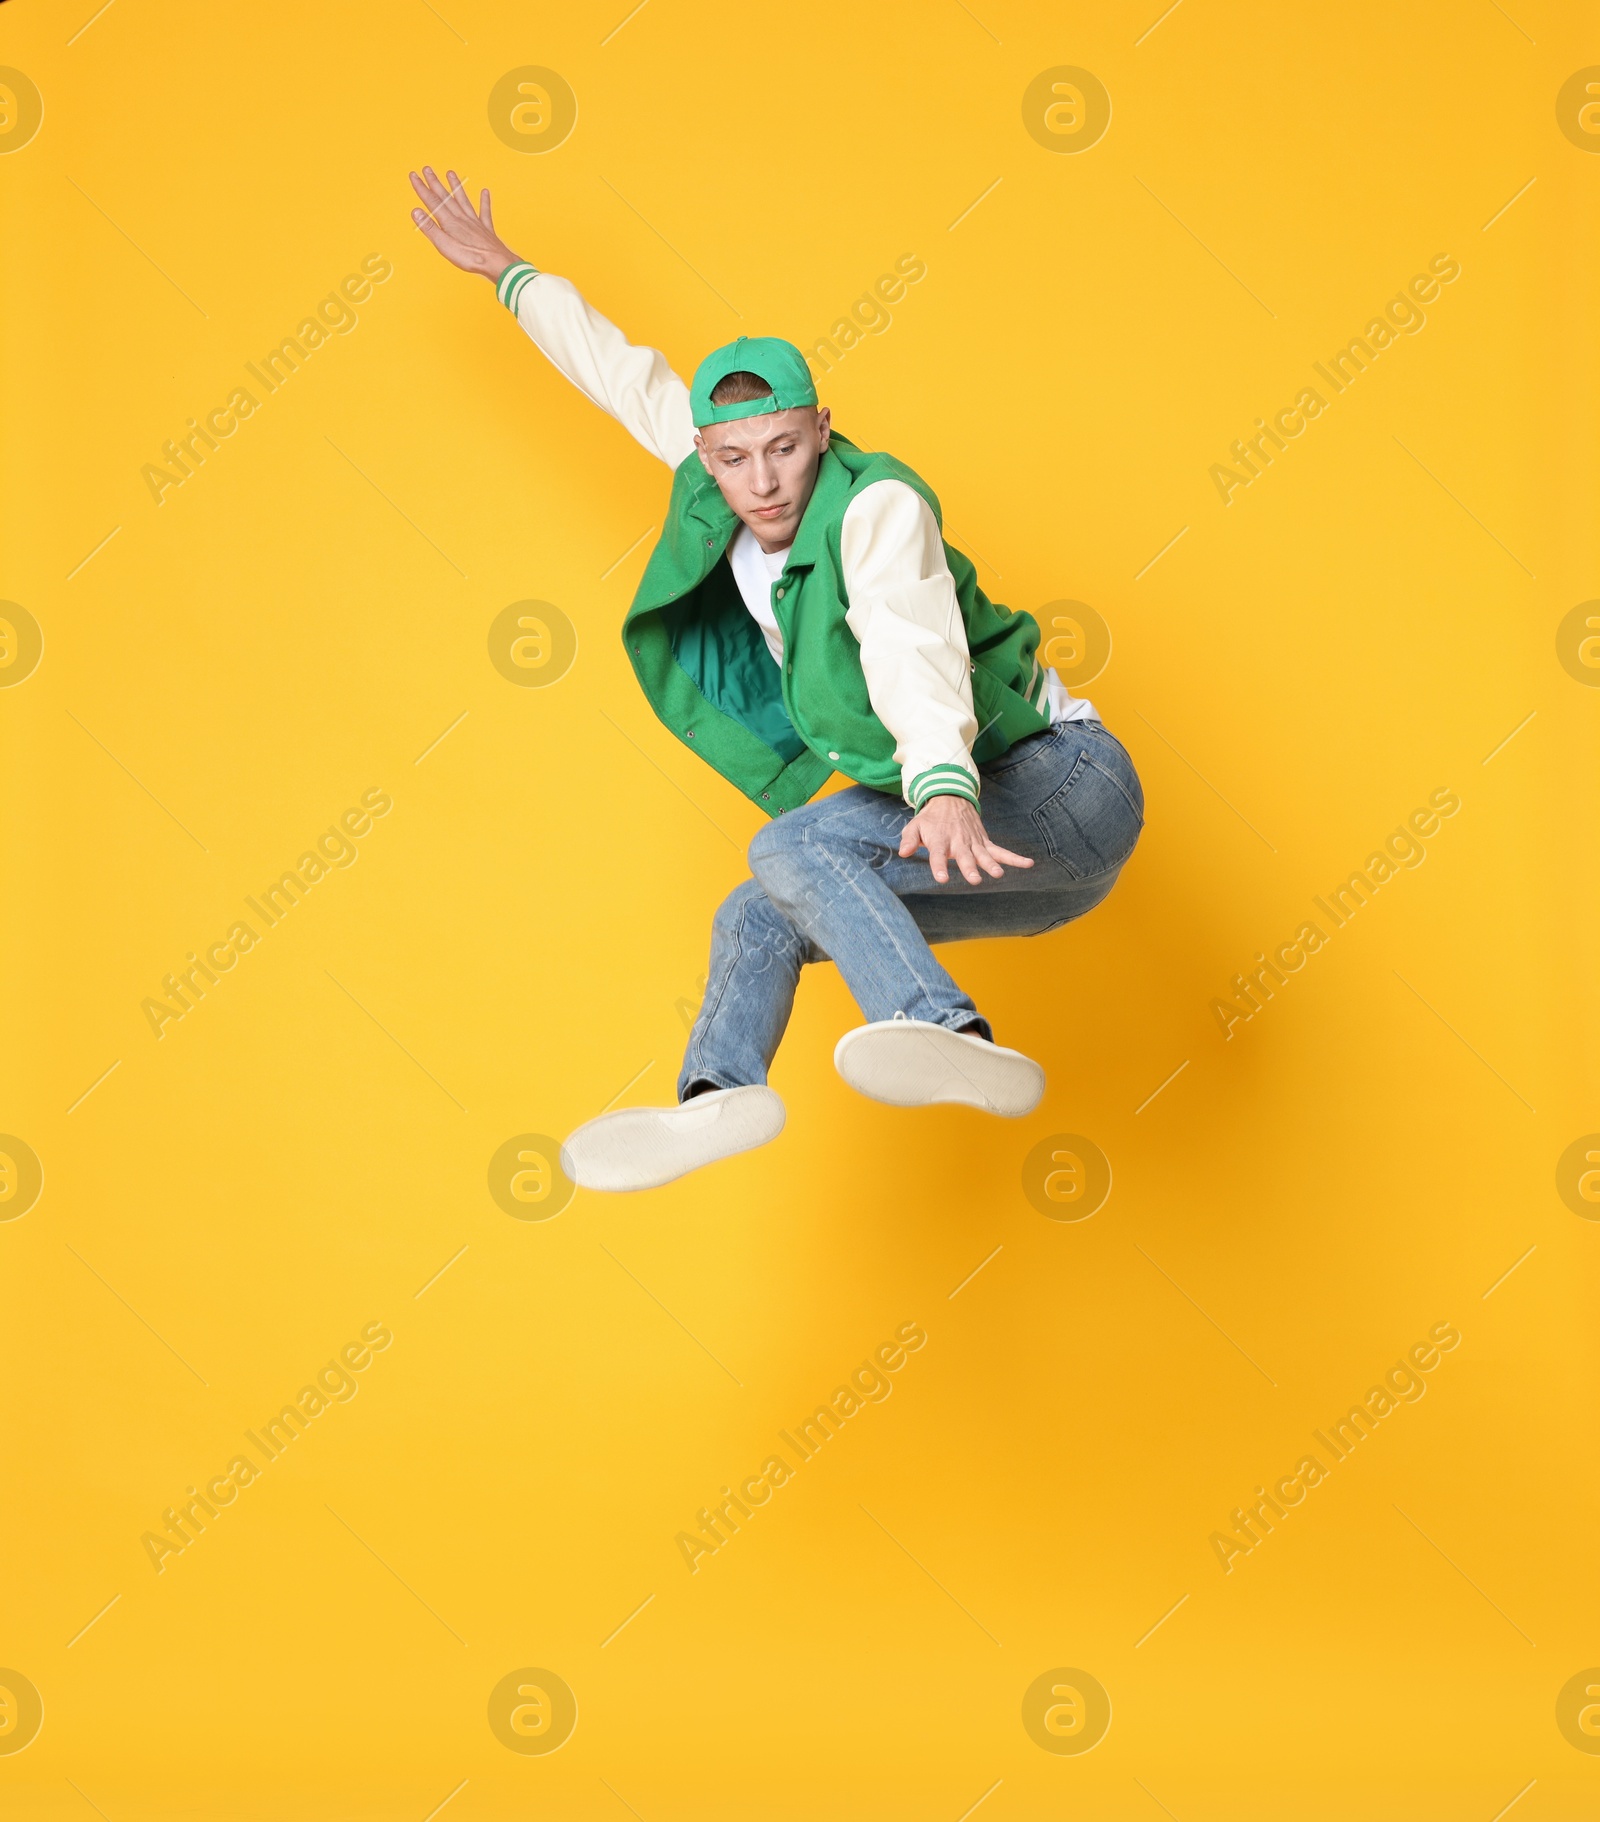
[3,0,1596,1815]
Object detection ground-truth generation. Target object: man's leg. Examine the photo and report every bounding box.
[748,723,1142,1013]
[897,720,1146,952]
[562,722,1143,1180]
[747,721,1144,1108]
[745,792,985,1034]
[677,878,820,1099]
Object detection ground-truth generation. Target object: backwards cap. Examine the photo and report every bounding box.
[689,335,818,428]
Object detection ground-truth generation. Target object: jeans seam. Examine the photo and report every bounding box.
[684,889,759,1086]
[1081,753,1146,824]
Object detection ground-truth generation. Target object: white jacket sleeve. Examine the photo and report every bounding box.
[839,478,982,810]
[495,263,697,469]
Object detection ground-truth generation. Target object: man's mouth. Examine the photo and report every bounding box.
[754,504,788,518]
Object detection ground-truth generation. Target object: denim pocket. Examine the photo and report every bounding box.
[1030,747,1145,879]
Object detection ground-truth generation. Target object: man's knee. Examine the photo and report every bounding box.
[713,877,768,934]
[713,871,816,971]
[747,814,805,885]
[749,794,897,906]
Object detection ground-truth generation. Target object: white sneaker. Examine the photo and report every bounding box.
[833,1017,1045,1116]
[559,1085,785,1192]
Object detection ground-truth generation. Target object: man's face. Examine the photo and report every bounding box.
[694,405,831,553]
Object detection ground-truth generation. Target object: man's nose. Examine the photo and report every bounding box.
[749,458,779,495]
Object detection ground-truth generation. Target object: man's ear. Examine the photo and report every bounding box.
[693,431,714,475]
[815,405,831,452]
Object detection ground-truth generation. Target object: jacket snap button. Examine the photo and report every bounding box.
[776,587,785,599]
[761,792,770,800]
[705,537,715,546]
[828,751,840,761]
[686,728,695,738]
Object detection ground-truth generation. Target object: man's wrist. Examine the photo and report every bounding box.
[494,258,539,311]
[908,762,980,812]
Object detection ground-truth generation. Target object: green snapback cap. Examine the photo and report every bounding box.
[689,334,818,427]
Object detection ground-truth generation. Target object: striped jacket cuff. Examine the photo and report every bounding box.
[496,261,540,313]
[908,762,980,811]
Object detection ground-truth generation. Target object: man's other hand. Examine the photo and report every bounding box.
[408,167,521,281]
[899,795,1035,885]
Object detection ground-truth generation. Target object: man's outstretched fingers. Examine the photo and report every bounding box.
[898,802,1033,881]
[925,837,951,884]
[983,841,1034,870]
[899,818,934,860]
[960,833,1000,880]
[943,832,975,884]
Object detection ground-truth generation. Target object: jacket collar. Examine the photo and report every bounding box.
[681,462,738,545]
[786,441,856,572]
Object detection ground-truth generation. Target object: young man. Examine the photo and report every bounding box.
[409,168,1144,1192]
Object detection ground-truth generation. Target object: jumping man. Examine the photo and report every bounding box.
[409,168,1145,1192]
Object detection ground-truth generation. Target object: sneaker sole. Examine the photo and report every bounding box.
[833,1021,1044,1117]
[559,1086,785,1193]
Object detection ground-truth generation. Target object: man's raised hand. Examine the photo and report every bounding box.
[408,166,522,281]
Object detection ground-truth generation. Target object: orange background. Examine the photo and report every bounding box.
[1,0,1597,1815]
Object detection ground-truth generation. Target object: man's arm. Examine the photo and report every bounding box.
[496,268,697,469]
[841,477,980,810]
[408,167,695,468]
[840,479,1033,886]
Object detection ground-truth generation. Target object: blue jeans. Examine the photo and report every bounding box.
[677,721,1145,1098]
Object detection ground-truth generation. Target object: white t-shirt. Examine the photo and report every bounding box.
[727,524,791,666]
[725,522,1096,724]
